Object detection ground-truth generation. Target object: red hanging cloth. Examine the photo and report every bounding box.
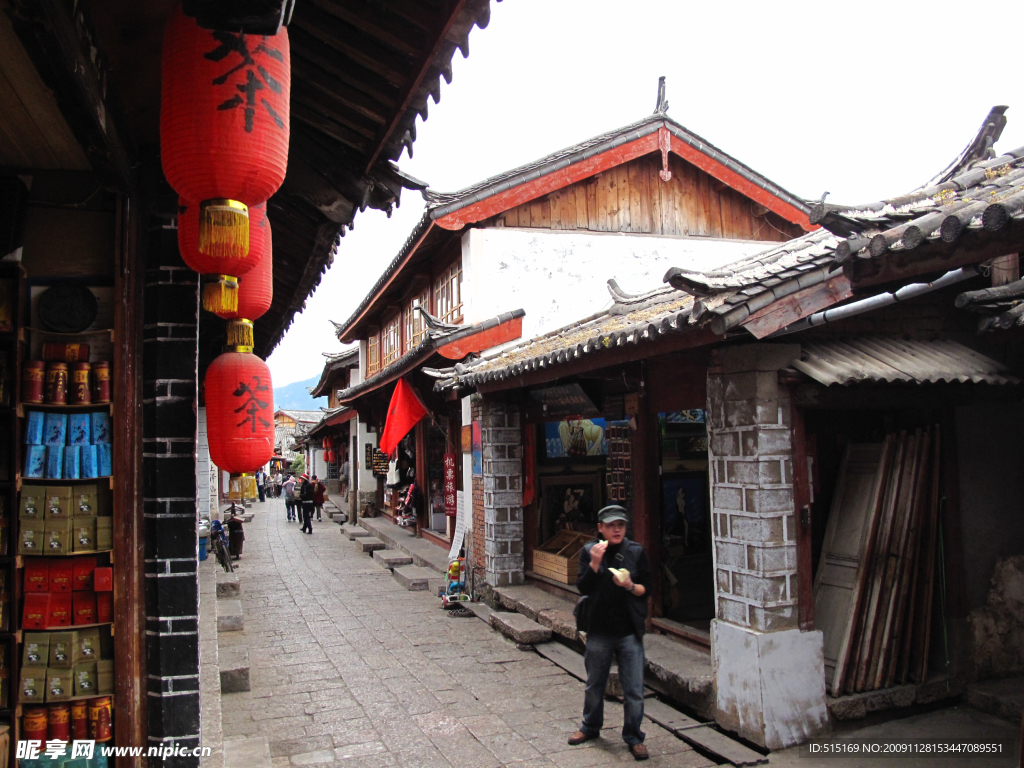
[380,378,428,456]
[522,424,536,506]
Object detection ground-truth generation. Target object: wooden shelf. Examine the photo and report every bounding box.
[18,402,111,416]
[23,326,113,340]
[19,476,113,490]
[19,549,112,560]
[16,623,113,641]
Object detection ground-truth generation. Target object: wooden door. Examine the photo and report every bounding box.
[813,438,892,694]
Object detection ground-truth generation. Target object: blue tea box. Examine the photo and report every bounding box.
[43,413,68,446]
[25,410,44,445]
[97,443,112,477]
[46,445,64,479]
[24,445,46,478]
[81,445,99,478]
[91,412,111,444]
[67,414,91,446]
[64,445,81,480]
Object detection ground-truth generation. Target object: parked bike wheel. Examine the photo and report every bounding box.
[213,538,233,572]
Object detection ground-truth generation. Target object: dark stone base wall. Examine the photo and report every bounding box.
[143,217,201,765]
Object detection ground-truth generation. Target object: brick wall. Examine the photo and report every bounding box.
[480,396,524,587]
[708,344,800,633]
[142,218,201,765]
[470,398,485,586]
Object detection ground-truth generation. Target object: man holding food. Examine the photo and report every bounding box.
[568,505,652,760]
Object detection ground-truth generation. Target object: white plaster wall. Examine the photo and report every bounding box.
[196,407,212,519]
[713,620,828,750]
[461,227,774,342]
[461,395,472,533]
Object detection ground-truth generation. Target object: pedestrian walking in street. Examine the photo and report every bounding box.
[226,510,245,558]
[312,474,326,521]
[255,468,267,502]
[339,455,350,508]
[298,472,315,533]
[274,471,283,498]
[283,475,297,521]
[569,505,651,761]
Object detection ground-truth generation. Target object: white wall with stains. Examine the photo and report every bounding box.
[461,226,775,342]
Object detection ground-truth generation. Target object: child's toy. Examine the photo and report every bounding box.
[441,552,469,608]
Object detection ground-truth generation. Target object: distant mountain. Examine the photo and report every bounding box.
[273,375,326,412]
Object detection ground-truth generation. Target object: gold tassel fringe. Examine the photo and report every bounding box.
[199,199,249,259]
[202,275,238,314]
[229,473,258,500]
[226,319,254,347]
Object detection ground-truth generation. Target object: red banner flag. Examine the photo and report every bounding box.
[380,378,428,456]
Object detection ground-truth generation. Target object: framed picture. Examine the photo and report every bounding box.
[542,418,609,459]
[539,473,601,543]
[661,472,709,554]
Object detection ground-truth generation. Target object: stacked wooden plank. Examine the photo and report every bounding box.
[814,427,942,695]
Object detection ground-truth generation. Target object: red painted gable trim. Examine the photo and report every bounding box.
[434,128,815,232]
[434,133,661,230]
[437,315,523,359]
[667,135,812,231]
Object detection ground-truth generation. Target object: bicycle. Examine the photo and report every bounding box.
[210,520,234,573]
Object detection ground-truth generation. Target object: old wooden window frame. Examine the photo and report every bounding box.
[404,288,430,349]
[434,258,463,325]
[381,314,402,367]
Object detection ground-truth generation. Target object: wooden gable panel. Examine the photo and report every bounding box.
[497,152,804,242]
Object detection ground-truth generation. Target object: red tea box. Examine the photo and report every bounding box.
[47,592,73,627]
[93,567,112,592]
[73,556,97,591]
[72,593,96,625]
[95,592,112,623]
[22,593,50,629]
[49,560,74,592]
[24,559,49,592]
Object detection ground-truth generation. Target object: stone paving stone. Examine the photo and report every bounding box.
[217,496,715,768]
[372,549,413,569]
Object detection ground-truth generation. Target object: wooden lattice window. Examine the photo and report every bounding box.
[366,333,380,377]
[404,289,430,349]
[381,315,401,367]
[434,258,463,325]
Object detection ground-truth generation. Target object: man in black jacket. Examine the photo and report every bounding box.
[298,473,315,534]
[568,505,651,761]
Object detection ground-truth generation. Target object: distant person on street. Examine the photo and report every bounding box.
[274,471,283,497]
[255,468,267,502]
[339,456,350,510]
[298,473,315,533]
[313,474,326,521]
[283,475,297,522]
[568,505,651,761]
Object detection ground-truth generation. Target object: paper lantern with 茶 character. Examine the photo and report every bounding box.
[205,349,275,499]
[161,5,290,264]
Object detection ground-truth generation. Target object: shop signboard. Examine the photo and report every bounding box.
[444,452,457,516]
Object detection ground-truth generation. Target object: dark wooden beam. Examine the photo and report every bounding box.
[290,7,410,87]
[291,57,391,124]
[291,88,379,139]
[304,0,424,58]
[790,396,814,631]
[3,0,136,191]
[364,0,466,172]
[846,223,1024,291]
[290,26,398,106]
[292,102,372,153]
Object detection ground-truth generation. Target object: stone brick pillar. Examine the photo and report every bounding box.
[143,217,201,765]
[707,344,826,750]
[481,396,524,587]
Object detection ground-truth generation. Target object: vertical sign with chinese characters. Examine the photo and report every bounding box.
[444,452,458,516]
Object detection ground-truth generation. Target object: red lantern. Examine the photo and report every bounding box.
[161,6,290,262]
[215,210,273,322]
[180,200,269,313]
[323,436,334,450]
[205,350,275,498]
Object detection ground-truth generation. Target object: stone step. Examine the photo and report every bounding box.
[216,571,240,599]
[344,526,372,540]
[373,549,413,570]
[217,599,243,632]
[393,565,436,591]
[966,676,1024,723]
[356,536,386,553]
[489,611,552,645]
[219,647,250,693]
[223,736,271,768]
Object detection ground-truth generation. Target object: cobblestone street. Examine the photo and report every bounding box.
[216,498,715,768]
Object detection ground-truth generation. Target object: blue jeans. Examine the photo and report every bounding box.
[580,633,646,745]
[285,499,295,520]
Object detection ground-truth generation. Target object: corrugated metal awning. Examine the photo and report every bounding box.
[792,338,1020,386]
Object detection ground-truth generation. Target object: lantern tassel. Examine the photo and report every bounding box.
[229,473,258,500]
[202,276,239,314]
[226,319,254,347]
[199,199,249,259]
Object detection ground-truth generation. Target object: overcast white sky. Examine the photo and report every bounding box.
[267,0,1024,387]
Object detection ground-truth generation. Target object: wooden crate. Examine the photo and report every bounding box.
[532,530,592,584]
